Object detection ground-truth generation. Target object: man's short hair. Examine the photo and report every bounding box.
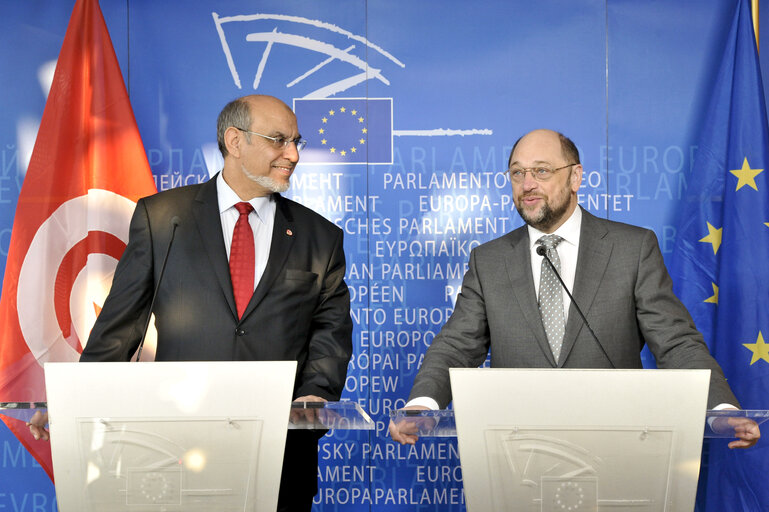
[217,97,252,157]
[508,131,581,167]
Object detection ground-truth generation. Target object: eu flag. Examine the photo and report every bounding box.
[294,98,392,164]
[669,0,769,510]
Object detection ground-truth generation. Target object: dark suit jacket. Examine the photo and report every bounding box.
[410,207,738,409]
[81,175,353,497]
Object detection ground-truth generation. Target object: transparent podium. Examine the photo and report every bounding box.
[0,401,48,423]
[390,369,769,512]
[287,400,374,430]
[0,400,375,432]
[0,362,373,512]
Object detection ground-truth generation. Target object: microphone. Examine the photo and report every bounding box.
[136,216,180,361]
[536,244,615,368]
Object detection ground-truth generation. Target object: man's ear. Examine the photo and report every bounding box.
[570,164,583,192]
[224,126,243,158]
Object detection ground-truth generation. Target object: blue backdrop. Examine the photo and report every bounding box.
[1,1,768,510]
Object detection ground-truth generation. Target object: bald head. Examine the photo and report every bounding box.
[217,95,296,158]
[508,129,580,169]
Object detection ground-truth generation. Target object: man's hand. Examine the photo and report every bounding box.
[290,395,327,426]
[727,416,761,449]
[712,408,762,449]
[26,411,49,441]
[388,405,430,445]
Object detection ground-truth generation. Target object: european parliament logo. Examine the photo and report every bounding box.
[211,10,490,170]
[294,98,392,165]
[212,13,404,97]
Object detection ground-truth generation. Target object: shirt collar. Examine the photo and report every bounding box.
[216,172,273,223]
[527,204,582,249]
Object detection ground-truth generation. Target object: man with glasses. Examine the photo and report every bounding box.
[390,128,759,449]
[74,94,353,510]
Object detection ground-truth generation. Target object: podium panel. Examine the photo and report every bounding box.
[450,369,710,512]
[45,361,296,512]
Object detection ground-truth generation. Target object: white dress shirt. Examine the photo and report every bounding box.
[217,172,275,289]
[527,206,582,322]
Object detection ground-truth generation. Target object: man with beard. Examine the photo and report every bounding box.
[390,128,759,449]
[31,95,353,511]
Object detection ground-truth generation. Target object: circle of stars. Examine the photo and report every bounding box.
[317,106,367,158]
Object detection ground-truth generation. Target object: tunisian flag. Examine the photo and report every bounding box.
[0,0,156,479]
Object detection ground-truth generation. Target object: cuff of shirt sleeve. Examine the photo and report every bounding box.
[405,396,440,410]
[707,403,739,428]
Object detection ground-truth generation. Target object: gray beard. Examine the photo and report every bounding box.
[517,199,570,232]
[516,171,573,232]
[241,164,290,193]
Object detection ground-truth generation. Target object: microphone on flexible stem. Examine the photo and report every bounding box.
[536,245,615,368]
[135,216,181,362]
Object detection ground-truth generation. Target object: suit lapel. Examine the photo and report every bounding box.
[193,176,238,319]
[241,194,295,318]
[504,227,557,366]
[559,209,613,365]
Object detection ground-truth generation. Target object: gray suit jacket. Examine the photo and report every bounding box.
[409,207,738,409]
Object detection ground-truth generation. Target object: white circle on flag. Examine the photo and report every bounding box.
[17,189,136,364]
[70,252,120,355]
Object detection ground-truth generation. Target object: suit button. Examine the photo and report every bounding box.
[235,329,246,336]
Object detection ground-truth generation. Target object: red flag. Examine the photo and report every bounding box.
[0,0,156,479]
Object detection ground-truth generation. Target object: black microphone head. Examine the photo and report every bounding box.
[171,216,181,227]
[536,245,547,257]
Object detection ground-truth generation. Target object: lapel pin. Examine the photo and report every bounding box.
[286,229,293,236]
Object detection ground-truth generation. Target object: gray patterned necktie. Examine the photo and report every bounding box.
[537,234,565,361]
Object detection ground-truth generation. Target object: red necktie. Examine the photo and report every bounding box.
[229,202,255,319]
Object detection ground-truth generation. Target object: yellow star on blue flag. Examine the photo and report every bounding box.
[743,332,769,365]
[730,157,763,191]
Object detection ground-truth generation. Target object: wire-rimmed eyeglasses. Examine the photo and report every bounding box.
[236,127,307,152]
[506,163,576,183]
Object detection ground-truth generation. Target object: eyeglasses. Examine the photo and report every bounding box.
[236,127,307,152]
[506,163,576,183]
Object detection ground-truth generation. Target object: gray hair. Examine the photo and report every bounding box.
[217,97,252,157]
